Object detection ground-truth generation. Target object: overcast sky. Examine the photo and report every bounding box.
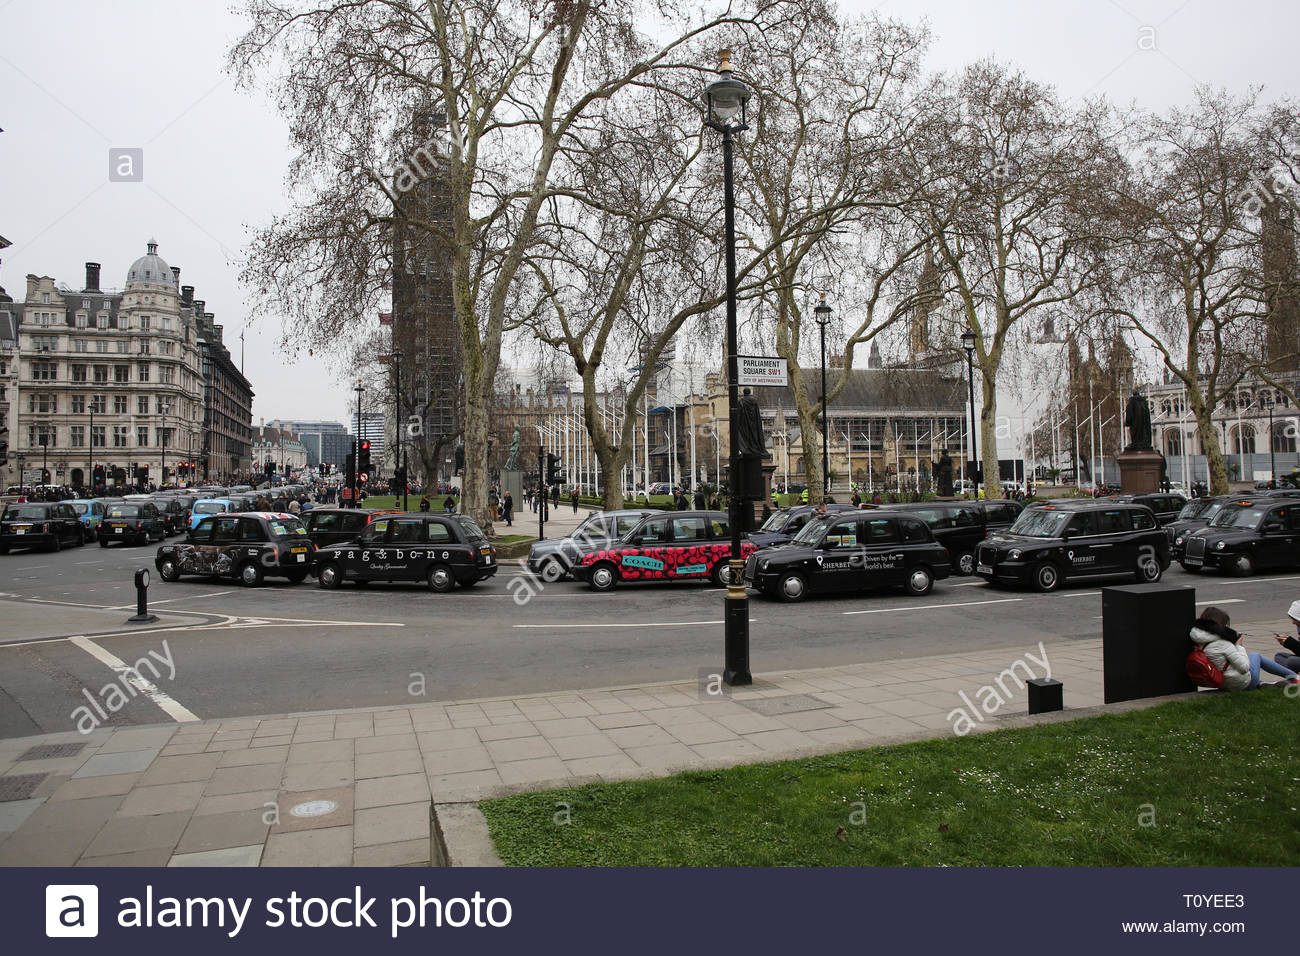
[1,1,1295,427]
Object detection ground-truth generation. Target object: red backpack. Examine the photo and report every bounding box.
[1187,647,1225,689]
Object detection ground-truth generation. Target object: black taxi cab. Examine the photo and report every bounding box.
[100,501,167,547]
[1180,496,1300,576]
[156,512,316,586]
[747,504,859,549]
[0,502,85,553]
[302,507,404,548]
[572,510,756,591]
[876,499,1022,575]
[974,500,1169,592]
[745,511,950,602]
[311,513,498,591]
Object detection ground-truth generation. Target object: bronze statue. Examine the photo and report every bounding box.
[932,449,954,497]
[736,388,766,458]
[1124,388,1153,452]
[505,427,521,470]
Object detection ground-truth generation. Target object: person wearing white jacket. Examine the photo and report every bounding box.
[1190,606,1300,690]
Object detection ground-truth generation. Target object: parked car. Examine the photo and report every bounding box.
[312,513,497,591]
[527,509,652,579]
[1180,496,1300,576]
[301,507,404,548]
[571,511,757,591]
[189,497,238,530]
[748,504,859,549]
[100,502,166,546]
[0,502,85,553]
[974,500,1169,592]
[1103,493,1187,525]
[149,497,189,536]
[746,511,950,602]
[68,499,107,542]
[876,500,1022,575]
[157,512,316,586]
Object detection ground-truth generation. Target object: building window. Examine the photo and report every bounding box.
[95,340,108,353]
[138,396,149,415]
[97,313,108,329]
[29,426,57,448]
[1274,422,1297,454]
[90,395,106,414]
[72,395,86,414]
[138,427,149,447]
[31,361,57,380]
[116,340,129,353]
[41,292,49,304]
[157,427,172,447]
[140,315,151,331]
[139,340,151,354]
[113,395,128,414]
[70,425,85,447]
[28,393,56,413]
[74,339,88,353]
[112,426,128,448]
[138,363,150,382]
[161,317,172,332]
[115,365,130,383]
[160,365,175,384]
[31,334,58,351]
[72,364,87,382]
[93,365,108,383]
[91,426,105,448]
[76,312,88,328]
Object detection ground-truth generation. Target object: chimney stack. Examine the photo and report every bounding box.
[193,300,206,319]
[25,274,38,300]
[84,262,101,293]
[181,285,194,306]
[208,316,220,343]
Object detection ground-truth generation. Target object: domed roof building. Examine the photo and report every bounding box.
[125,239,176,288]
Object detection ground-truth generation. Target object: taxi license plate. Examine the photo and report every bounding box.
[115,527,124,534]
[977,563,992,574]
[1183,557,1201,567]
[290,547,307,553]
[14,528,26,535]
[296,554,305,562]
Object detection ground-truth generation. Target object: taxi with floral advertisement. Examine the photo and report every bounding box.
[156,511,315,587]
[571,510,757,592]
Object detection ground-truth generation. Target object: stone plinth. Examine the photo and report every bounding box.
[1116,449,1164,494]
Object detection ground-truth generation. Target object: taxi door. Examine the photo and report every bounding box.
[623,516,673,580]
[859,515,909,588]
[1256,505,1297,569]
[813,516,867,593]
[1059,511,1115,575]
[383,518,428,581]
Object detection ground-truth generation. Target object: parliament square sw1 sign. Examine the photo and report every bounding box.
[737,356,788,388]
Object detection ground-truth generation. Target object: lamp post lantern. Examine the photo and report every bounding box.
[815,296,832,496]
[705,49,753,686]
[961,328,979,497]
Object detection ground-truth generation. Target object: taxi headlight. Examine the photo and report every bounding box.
[1007,549,1021,560]
[758,560,769,572]
[1215,541,1226,550]
[1175,535,1185,546]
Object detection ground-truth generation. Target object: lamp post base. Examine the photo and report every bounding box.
[723,565,751,686]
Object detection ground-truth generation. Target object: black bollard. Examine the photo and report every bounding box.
[1027,677,1063,714]
[126,567,159,624]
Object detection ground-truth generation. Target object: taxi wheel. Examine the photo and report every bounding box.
[710,560,735,588]
[588,562,619,592]
[1231,553,1254,577]
[158,559,181,583]
[1031,561,1061,593]
[238,561,265,587]
[905,566,934,596]
[955,551,975,576]
[427,564,455,592]
[317,563,342,589]
[1134,556,1163,584]
[776,572,807,603]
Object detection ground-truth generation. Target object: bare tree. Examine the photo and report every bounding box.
[230,0,793,526]
[900,61,1126,493]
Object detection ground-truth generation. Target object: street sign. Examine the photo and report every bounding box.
[737,355,788,388]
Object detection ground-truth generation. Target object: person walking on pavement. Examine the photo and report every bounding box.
[503,491,514,526]
[552,485,560,509]
[571,488,579,513]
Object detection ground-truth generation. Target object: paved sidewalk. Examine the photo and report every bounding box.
[0,629,1173,868]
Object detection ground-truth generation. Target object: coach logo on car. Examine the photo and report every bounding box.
[622,554,664,572]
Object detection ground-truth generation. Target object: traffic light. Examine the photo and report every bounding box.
[358,440,372,485]
[264,460,275,477]
[393,465,407,492]
[345,451,356,488]
[93,465,105,486]
[546,453,565,485]
[41,468,51,485]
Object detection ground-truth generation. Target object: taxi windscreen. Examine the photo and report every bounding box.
[269,519,307,538]
[758,511,790,533]
[3,505,49,521]
[456,516,488,542]
[1007,509,1070,538]
[193,501,228,514]
[106,505,144,518]
[69,503,90,515]
[1209,505,1267,529]
[792,517,830,545]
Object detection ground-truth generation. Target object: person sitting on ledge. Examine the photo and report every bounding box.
[1271,600,1300,673]
[1192,606,1300,690]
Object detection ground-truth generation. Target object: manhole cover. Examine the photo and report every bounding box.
[19,743,87,761]
[739,694,834,717]
[0,773,47,802]
[289,799,338,818]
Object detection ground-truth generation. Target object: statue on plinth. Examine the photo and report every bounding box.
[1124,388,1153,452]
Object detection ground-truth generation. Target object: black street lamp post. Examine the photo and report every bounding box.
[392,348,408,511]
[354,381,364,506]
[961,328,979,498]
[815,296,832,496]
[705,49,753,686]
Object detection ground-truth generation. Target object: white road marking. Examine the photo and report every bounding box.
[1061,591,1102,598]
[1195,598,1243,606]
[68,635,199,723]
[1217,575,1300,586]
[105,589,236,610]
[842,598,1023,616]
[514,618,756,629]
[950,581,986,587]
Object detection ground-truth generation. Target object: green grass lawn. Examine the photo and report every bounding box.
[480,691,1300,866]
[356,494,450,511]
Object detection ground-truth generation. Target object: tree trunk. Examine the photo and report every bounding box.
[787,362,824,504]
[1195,409,1229,495]
[980,368,1000,496]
